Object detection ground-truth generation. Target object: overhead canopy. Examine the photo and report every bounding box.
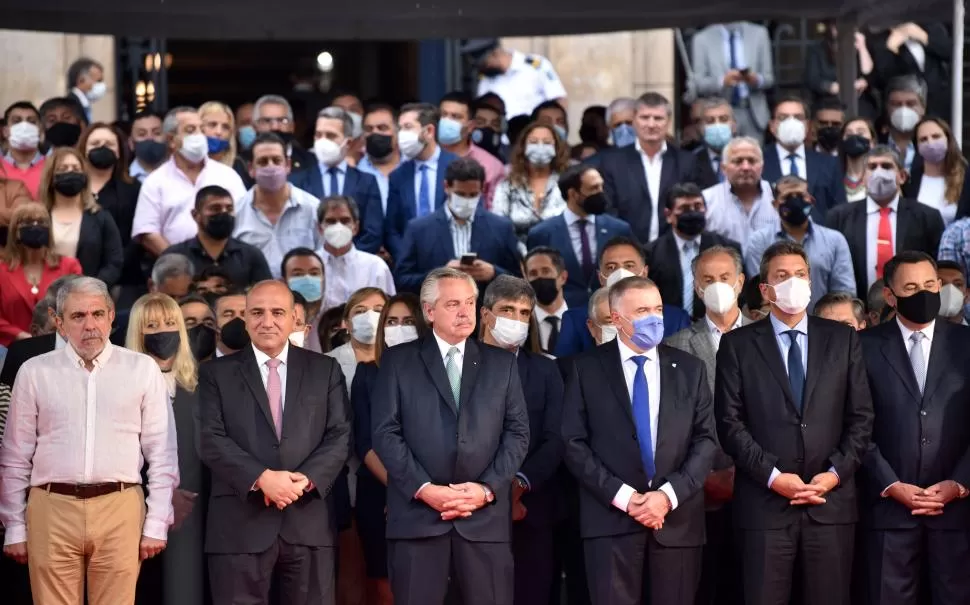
[0,0,940,40]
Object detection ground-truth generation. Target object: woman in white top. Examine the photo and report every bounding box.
[838,117,877,202]
[906,117,967,225]
[490,122,570,243]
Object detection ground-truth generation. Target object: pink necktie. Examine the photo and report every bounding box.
[266,358,283,438]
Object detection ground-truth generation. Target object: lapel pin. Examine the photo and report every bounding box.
[672,363,677,368]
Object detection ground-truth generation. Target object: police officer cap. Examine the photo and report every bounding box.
[460,38,499,57]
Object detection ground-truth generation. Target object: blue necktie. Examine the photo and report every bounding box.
[417,164,431,217]
[328,167,340,197]
[788,154,800,178]
[785,330,805,412]
[631,356,656,480]
[729,29,742,106]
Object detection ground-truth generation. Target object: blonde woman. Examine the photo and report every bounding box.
[199,101,251,186]
[126,293,205,605]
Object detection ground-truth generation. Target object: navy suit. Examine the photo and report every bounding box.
[290,164,384,254]
[552,305,691,359]
[382,148,459,259]
[761,146,846,223]
[393,206,521,295]
[526,213,634,310]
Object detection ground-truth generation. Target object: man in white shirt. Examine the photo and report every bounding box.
[524,247,568,356]
[0,277,178,605]
[462,39,567,120]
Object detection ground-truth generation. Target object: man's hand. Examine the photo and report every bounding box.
[790,472,837,506]
[461,260,496,282]
[512,500,528,522]
[512,480,527,503]
[723,70,743,86]
[417,484,471,514]
[854,32,868,51]
[910,480,962,516]
[770,473,809,499]
[140,537,167,561]
[887,29,908,53]
[440,482,488,520]
[744,71,760,87]
[704,467,735,504]
[854,78,869,93]
[630,492,671,530]
[172,489,198,530]
[257,470,306,509]
[886,482,932,511]
[3,542,27,564]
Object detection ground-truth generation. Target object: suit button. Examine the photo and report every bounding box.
[800,424,807,429]
[273,444,279,450]
[795,457,804,463]
[921,438,929,445]
[632,433,638,441]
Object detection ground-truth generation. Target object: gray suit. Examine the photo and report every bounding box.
[691,22,774,139]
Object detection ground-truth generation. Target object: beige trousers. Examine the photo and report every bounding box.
[26,485,145,605]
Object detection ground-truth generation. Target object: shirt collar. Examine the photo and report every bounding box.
[776,143,806,160]
[129,159,150,180]
[415,145,441,168]
[71,87,91,108]
[4,150,44,166]
[778,219,815,239]
[635,139,668,158]
[896,316,936,345]
[769,312,809,337]
[320,244,358,262]
[563,206,594,227]
[672,230,700,249]
[433,331,466,360]
[252,341,290,367]
[617,336,655,363]
[322,159,348,174]
[866,195,900,214]
[64,340,113,369]
[55,332,68,350]
[509,50,527,71]
[705,311,744,335]
[535,301,568,322]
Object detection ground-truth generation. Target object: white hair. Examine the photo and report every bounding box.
[162,106,197,136]
[56,277,112,317]
[722,136,763,164]
[419,268,478,311]
[254,95,294,121]
[605,97,637,125]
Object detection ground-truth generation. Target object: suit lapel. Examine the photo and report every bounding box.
[662,233,683,303]
[654,346,680,475]
[895,201,911,253]
[599,339,636,426]
[516,349,531,392]
[553,215,582,276]
[921,322,947,403]
[879,324,922,402]
[402,162,417,220]
[237,348,277,436]
[763,146,782,183]
[752,320,798,412]
[626,148,650,202]
[687,321,716,368]
[801,318,829,414]
[434,155,449,207]
[344,167,359,196]
[420,335,458,415]
[459,339,482,410]
[281,346,305,436]
[434,212,456,261]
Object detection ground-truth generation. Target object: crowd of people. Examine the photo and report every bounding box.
[0,20,966,605]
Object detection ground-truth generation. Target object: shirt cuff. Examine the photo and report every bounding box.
[755,73,765,88]
[515,472,531,491]
[2,524,26,546]
[414,482,431,499]
[881,481,899,498]
[141,519,169,541]
[305,481,315,493]
[767,467,781,488]
[828,466,840,485]
[658,482,679,511]
[612,483,636,512]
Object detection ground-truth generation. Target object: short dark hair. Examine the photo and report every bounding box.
[936,260,964,273]
[39,96,86,125]
[194,264,232,284]
[742,275,765,311]
[558,163,595,200]
[813,96,845,117]
[399,102,439,128]
[665,182,705,210]
[440,91,473,112]
[291,290,309,316]
[444,156,486,185]
[4,101,40,124]
[773,93,809,118]
[178,293,212,309]
[477,92,506,113]
[483,275,537,310]
[602,236,648,266]
[213,288,248,313]
[815,291,866,323]
[772,174,809,198]
[636,92,672,115]
[131,110,164,125]
[195,185,233,212]
[759,241,810,283]
[280,247,323,280]
[66,58,102,88]
[883,251,938,289]
[524,246,566,274]
[867,279,887,314]
[363,103,397,122]
[251,132,286,154]
[531,100,567,121]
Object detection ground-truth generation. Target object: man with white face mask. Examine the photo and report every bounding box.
[66,57,106,124]
[715,240,873,605]
[315,195,395,311]
[1,101,45,200]
[936,260,969,324]
[883,75,928,172]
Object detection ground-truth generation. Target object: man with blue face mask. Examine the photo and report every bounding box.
[692,97,735,187]
[437,92,504,208]
[562,275,716,605]
[605,98,637,149]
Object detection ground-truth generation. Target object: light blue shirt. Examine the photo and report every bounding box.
[233,185,321,278]
[129,159,151,182]
[413,145,441,214]
[321,160,347,197]
[357,155,393,213]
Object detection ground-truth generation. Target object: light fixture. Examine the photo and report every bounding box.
[316,51,334,73]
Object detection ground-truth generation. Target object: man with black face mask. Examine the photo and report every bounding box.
[526,163,633,310]
[357,103,401,213]
[471,95,507,161]
[212,290,248,357]
[744,175,855,311]
[524,247,569,356]
[811,98,845,157]
[38,97,87,149]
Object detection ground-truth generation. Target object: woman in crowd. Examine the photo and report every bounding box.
[839,117,878,202]
[199,101,251,187]
[351,292,427,605]
[317,303,348,353]
[904,117,969,225]
[39,146,123,286]
[126,292,206,605]
[78,122,144,304]
[490,122,570,243]
[0,163,33,247]
[0,202,81,346]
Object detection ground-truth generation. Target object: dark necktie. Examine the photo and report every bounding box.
[544,316,560,354]
[729,29,742,106]
[328,167,340,197]
[788,154,800,178]
[631,356,656,480]
[577,218,594,282]
[785,330,805,412]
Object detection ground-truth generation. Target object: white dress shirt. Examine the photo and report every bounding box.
[319,245,396,311]
[611,339,680,513]
[896,316,935,370]
[705,311,744,352]
[535,301,568,353]
[776,143,807,180]
[865,195,900,289]
[252,342,290,411]
[562,207,597,264]
[635,140,667,242]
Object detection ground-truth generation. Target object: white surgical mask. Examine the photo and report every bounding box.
[449,194,480,220]
[490,315,529,349]
[524,143,556,166]
[179,133,209,164]
[769,277,812,315]
[313,137,344,166]
[598,324,618,344]
[939,283,965,317]
[348,112,364,138]
[777,117,806,147]
[323,223,354,249]
[605,268,637,288]
[701,281,739,315]
[87,81,107,102]
[289,331,306,348]
[351,310,381,345]
[384,325,419,348]
[398,129,425,159]
[8,122,40,151]
[890,107,921,133]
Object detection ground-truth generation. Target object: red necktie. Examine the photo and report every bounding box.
[876,206,893,279]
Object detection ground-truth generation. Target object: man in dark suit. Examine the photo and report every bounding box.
[553,236,691,358]
[380,102,459,260]
[827,145,945,300]
[289,106,384,253]
[760,94,846,220]
[715,240,873,605]
[597,92,699,244]
[394,157,521,295]
[478,275,564,605]
[647,182,741,319]
[198,280,351,605]
[690,97,737,188]
[860,251,970,605]
[372,267,531,605]
[562,275,717,604]
[526,163,634,310]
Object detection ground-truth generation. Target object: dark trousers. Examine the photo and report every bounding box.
[208,537,335,605]
[866,526,970,605]
[583,532,702,605]
[512,522,556,605]
[740,513,854,605]
[551,473,591,605]
[387,531,513,605]
[695,506,742,605]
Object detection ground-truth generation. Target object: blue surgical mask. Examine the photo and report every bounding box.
[287,275,323,303]
[612,124,637,148]
[703,123,732,151]
[624,314,664,350]
[438,118,464,145]
[207,136,230,155]
[553,125,568,141]
[238,125,257,150]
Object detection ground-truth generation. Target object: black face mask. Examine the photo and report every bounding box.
[892,289,941,325]
[676,211,707,237]
[220,317,250,351]
[187,324,217,360]
[365,134,394,159]
[134,140,168,166]
[471,127,502,159]
[87,147,118,170]
[45,122,82,148]
[203,213,235,240]
[143,330,181,360]
[19,225,50,249]
[52,172,88,197]
[580,192,608,215]
[779,195,813,227]
[529,278,561,306]
[841,135,870,158]
[816,126,842,152]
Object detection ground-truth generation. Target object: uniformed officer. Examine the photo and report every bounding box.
[461,38,567,121]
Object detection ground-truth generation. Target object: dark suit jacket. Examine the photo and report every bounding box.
[525,213,634,310]
[553,305,691,359]
[371,336,530,542]
[826,197,946,299]
[382,148,459,259]
[691,145,720,190]
[0,332,55,387]
[860,320,970,530]
[393,206,522,294]
[290,165,384,254]
[95,178,146,286]
[870,23,952,120]
[198,345,352,554]
[902,155,970,221]
[561,340,717,546]
[78,209,124,288]
[761,145,846,222]
[714,316,873,529]
[599,144,699,243]
[646,230,742,319]
[803,41,880,121]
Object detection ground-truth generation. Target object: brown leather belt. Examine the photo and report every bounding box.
[40,482,139,500]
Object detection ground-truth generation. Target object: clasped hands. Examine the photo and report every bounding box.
[771,471,839,506]
[626,491,671,530]
[419,483,488,521]
[886,480,963,517]
[257,469,311,510]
